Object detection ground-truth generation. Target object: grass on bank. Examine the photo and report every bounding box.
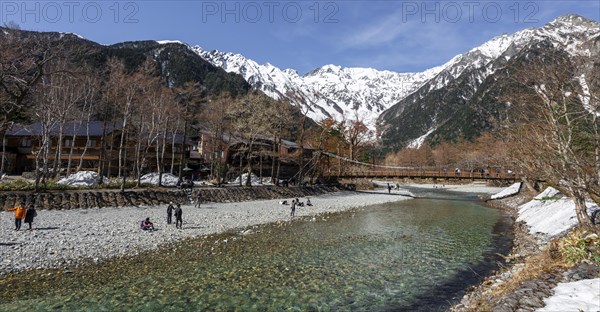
[467,226,600,311]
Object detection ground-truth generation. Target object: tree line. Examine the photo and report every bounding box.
[0,30,378,191]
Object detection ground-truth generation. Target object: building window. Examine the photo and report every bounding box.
[65,139,74,147]
[86,140,96,147]
[20,139,31,147]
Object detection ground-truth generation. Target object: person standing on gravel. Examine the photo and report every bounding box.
[7,204,26,231]
[290,199,296,218]
[24,206,37,230]
[175,204,183,229]
[167,202,174,224]
[195,191,201,208]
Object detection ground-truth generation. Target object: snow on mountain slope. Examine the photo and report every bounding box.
[187,14,599,144]
[193,47,444,128]
[377,14,600,147]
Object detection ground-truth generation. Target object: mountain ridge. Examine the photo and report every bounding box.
[193,14,599,145]
[194,47,447,128]
[379,14,600,149]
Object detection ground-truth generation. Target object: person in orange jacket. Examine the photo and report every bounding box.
[8,205,26,230]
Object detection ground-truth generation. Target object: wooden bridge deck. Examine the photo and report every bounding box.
[325,170,519,181]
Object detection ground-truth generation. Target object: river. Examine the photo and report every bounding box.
[0,188,512,311]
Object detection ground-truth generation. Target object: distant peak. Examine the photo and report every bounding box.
[305,64,343,76]
[59,32,85,40]
[549,14,599,28]
[283,68,299,76]
[156,40,187,46]
[321,64,342,71]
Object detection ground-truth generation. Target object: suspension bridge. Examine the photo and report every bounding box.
[299,151,520,183]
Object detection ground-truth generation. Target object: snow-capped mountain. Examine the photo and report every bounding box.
[193,47,444,128]
[378,14,600,149]
[171,14,600,149]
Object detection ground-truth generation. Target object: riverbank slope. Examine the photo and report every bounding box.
[450,187,600,312]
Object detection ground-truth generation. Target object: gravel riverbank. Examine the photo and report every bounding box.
[0,189,412,274]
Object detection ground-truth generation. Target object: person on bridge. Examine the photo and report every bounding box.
[387,183,392,194]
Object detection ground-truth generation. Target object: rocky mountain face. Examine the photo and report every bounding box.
[377,14,600,150]
[195,48,446,128]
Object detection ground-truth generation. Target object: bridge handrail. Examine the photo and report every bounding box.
[324,169,519,180]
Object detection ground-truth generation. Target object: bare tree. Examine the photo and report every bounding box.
[343,110,373,161]
[200,94,232,184]
[74,74,100,173]
[508,51,599,228]
[0,33,61,178]
[174,82,204,181]
[228,93,273,186]
[267,100,293,184]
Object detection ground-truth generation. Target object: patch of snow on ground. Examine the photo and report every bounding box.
[407,128,436,149]
[534,187,562,200]
[233,173,273,186]
[140,173,179,187]
[517,187,597,237]
[491,182,522,199]
[193,180,214,186]
[56,171,102,187]
[536,278,600,312]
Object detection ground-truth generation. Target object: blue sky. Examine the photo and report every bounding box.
[3,1,599,74]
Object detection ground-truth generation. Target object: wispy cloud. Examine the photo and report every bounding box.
[340,8,413,49]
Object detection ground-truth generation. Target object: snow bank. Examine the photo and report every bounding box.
[491,182,522,199]
[534,187,562,200]
[537,278,600,312]
[233,173,273,186]
[139,173,179,187]
[56,171,102,187]
[517,187,597,237]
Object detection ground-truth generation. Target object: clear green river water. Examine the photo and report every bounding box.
[0,189,512,311]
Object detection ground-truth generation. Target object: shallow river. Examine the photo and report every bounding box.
[0,189,512,311]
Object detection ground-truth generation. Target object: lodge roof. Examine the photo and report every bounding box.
[6,121,121,137]
[199,130,312,149]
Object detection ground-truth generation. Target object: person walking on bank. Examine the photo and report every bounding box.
[8,204,26,231]
[195,191,201,208]
[24,206,37,230]
[290,199,296,218]
[175,204,183,229]
[167,202,174,225]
